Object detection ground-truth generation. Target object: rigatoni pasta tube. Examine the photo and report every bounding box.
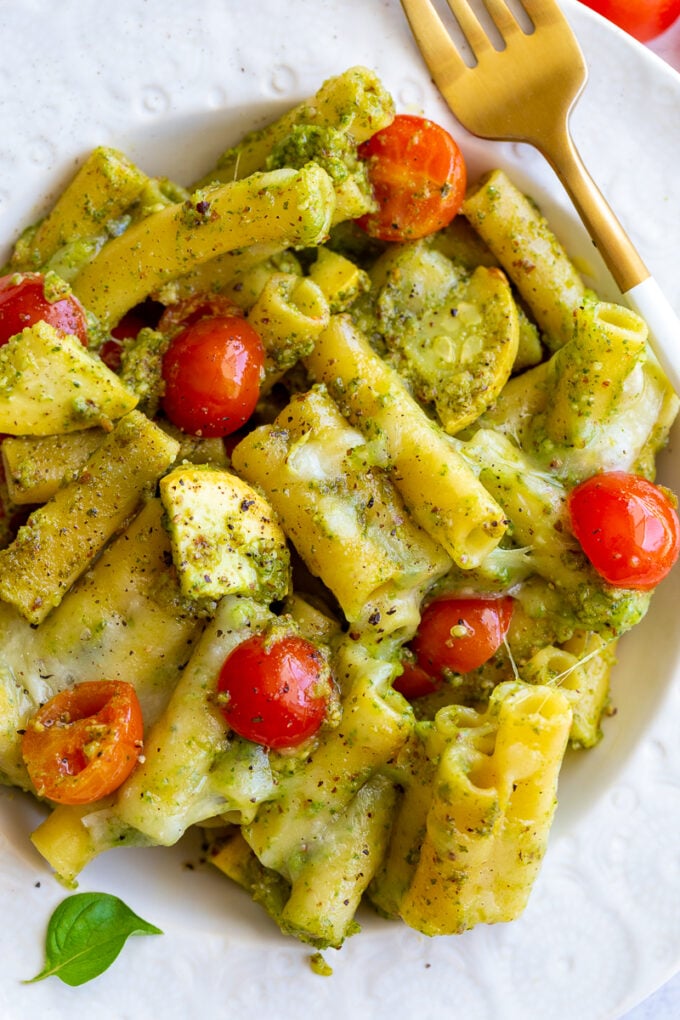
[304,314,508,568]
[231,385,450,626]
[200,66,395,185]
[399,682,572,935]
[72,164,335,328]
[280,772,397,948]
[463,168,585,350]
[243,640,411,876]
[246,272,330,391]
[11,147,149,271]
[0,411,179,624]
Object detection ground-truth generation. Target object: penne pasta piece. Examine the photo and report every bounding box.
[305,314,508,568]
[72,164,336,328]
[463,168,586,350]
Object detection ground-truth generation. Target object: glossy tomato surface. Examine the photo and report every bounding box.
[356,114,467,242]
[21,680,144,805]
[161,314,264,437]
[579,0,680,41]
[0,272,89,346]
[568,471,680,589]
[393,661,442,700]
[412,595,514,677]
[217,634,330,749]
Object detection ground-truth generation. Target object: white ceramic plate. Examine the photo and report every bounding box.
[1,2,679,1018]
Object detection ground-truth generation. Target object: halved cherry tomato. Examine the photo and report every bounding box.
[567,471,680,589]
[579,0,680,42]
[0,272,89,347]
[21,680,144,805]
[356,114,467,242]
[217,634,331,749]
[161,314,264,437]
[398,596,515,698]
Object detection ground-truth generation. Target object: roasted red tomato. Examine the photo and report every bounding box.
[21,680,144,805]
[395,595,515,699]
[161,313,264,437]
[568,471,680,589]
[0,272,89,347]
[393,661,442,700]
[217,634,331,749]
[356,114,467,242]
[579,0,680,42]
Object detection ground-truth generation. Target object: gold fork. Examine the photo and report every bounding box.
[400,0,680,393]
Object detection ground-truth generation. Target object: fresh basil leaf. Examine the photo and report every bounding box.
[25,891,162,987]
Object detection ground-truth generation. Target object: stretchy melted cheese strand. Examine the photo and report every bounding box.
[463,168,585,350]
[521,631,617,749]
[72,164,335,328]
[305,314,508,568]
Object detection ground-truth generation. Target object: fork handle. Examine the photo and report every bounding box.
[546,129,680,395]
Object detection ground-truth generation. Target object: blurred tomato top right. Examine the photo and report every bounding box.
[579,0,680,41]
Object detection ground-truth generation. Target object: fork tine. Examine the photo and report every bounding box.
[442,0,493,59]
[400,0,470,89]
[482,0,525,40]
[518,0,566,29]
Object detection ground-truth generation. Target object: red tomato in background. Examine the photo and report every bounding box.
[568,471,680,589]
[99,299,164,371]
[161,314,264,437]
[217,634,331,749]
[394,595,514,699]
[21,680,144,805]
[0,272,89,347]
[158,293,241,336]
[393,661,442,700]
[579,0,680,41]
[356,114,467,242]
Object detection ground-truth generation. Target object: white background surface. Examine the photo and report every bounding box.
[624,15,680,1017]
[0,3,679,1019]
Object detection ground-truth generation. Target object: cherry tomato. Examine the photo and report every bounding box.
[567,471,680,589]
[356,114,467,242]
[217,634,331,749]
[100,301,163,371]
[21,680,144,805]
[393,661,442,700]
[158,293,241,336]
[408,596,514,686]
[161,314,264,437]
[579,0,680,42]
[0,272,89,347]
